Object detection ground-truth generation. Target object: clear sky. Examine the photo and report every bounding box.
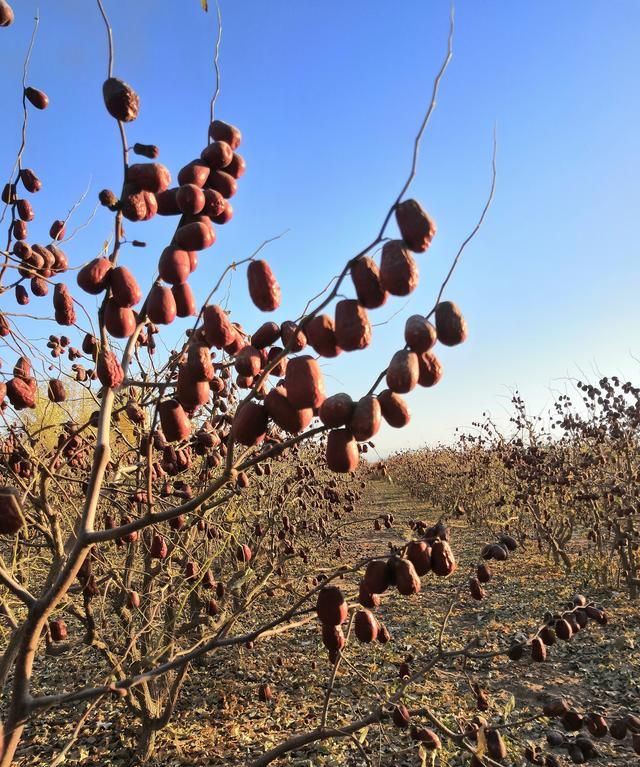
[1,1,638,455]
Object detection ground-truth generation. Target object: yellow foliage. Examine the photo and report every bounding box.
[23,379,97,452]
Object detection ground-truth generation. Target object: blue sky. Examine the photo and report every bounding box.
[1,1,638,453]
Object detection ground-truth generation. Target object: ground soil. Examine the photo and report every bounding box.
[9,478,640,766]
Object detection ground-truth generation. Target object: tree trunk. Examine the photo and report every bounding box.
[135,720,157,764]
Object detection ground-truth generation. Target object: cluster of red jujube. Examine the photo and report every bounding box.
[76,73,245,340]
[315,521,457,662]
[206,195,471,475]
[0,73,73,334]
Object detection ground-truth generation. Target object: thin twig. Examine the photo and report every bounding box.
[49,695,106,767]
[431,127,498,311]
[374,5,455,241]
[208,0,223,134]
[320,612,354,728]
[96,0,114,78]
